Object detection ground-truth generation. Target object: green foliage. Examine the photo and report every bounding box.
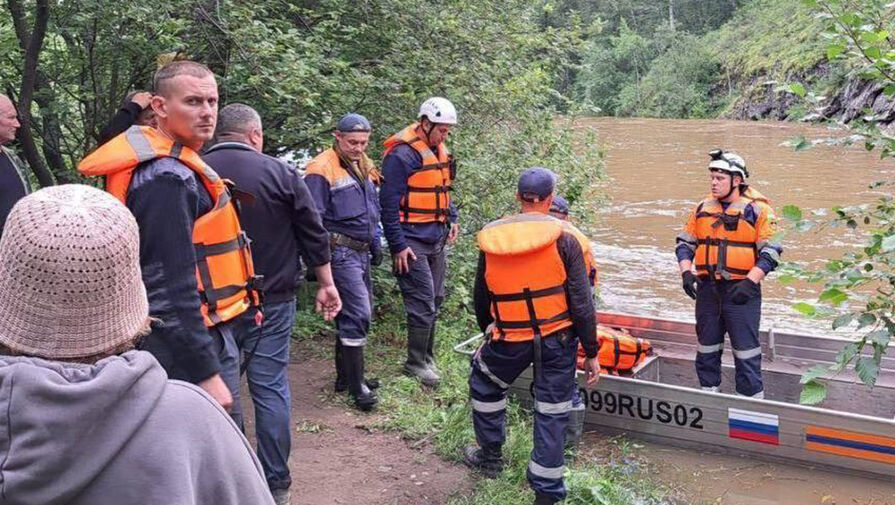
[617,31,722,118]
[2,0,589,183]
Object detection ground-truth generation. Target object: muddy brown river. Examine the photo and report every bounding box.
[575,118,895,504]
[579,117,895,334]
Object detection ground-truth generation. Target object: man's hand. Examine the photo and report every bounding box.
[315,284,342,321]
[447,223,460,243]
[681,271,698,300]
[198,374,233,411]
[393,246,417,275]
[584,357,600,387]
[131,91,153,110]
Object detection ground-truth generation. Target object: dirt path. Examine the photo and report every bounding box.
[242,340,473,505]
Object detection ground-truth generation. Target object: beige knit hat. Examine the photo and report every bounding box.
[0,184,149,359]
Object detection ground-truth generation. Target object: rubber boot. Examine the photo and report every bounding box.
[335,339,380,393]
[533,493,558,505]
[343,346,378,411]
[404,326,440,387]
[563,406,586,454]
[462,445,503,478]
[426,323,439,374]
[334,339,347,393]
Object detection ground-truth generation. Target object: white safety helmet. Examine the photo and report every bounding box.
[708,149,749,179]
[419,97,458,125]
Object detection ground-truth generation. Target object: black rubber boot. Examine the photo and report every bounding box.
[462,445,503,478]
[335,339,380,393]
[533,493,558,505]
[563,407,586,455]
[343,346,378,411]
[425,323,439,374]
[404,326,440,387]
[334,339,347,393]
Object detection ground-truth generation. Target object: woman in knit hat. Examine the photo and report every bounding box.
[0,185,274,505]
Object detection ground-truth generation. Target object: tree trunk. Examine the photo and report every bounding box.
[669,0,675,31]
[6,0,56,187]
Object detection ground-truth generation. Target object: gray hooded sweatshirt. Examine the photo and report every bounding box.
[0,351,275,505]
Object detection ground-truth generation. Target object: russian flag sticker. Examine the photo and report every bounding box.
[728,407,780,445]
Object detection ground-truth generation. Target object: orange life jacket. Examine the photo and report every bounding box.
[478,213,573,342]
[78,126,260,327]
[561,221,598,288]
[382,123,454,223]
[692,187,771,281]
[577,326,652,372]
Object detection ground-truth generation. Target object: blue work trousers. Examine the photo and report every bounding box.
[215,301,295,491]
[331,245,373,347]
[468,331,578,502]
[694,279,763,397]
[396,237,446,330]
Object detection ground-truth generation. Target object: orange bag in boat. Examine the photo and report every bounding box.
[577,325,652,372]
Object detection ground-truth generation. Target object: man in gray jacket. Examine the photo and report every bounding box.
[0,184,274,505]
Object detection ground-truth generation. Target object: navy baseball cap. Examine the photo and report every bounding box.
[517,167,556,202]
[549,195,569,216]
[337,113,372,132]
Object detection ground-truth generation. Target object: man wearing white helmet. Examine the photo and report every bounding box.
[380,97,460,387]
[675,149,782,399]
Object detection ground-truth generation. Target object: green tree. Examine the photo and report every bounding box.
[782,0,895,404]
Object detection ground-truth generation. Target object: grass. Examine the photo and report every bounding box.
[290,274,677,505]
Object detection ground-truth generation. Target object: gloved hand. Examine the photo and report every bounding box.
[682,271,698,300]
[370,247,383,267]
[730,278,760,305]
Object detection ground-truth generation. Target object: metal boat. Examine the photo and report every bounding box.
[454,312,895,478]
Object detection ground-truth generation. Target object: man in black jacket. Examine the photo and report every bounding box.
[98,91,157,145]
[203,103,340,505]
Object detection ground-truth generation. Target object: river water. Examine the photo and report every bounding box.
[578,117,894,335]
[575,118,895,504]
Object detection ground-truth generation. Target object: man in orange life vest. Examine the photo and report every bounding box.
[465,167,600,505]
[77,61,301,416]
[380,97,460,388]
[676,150,782,398]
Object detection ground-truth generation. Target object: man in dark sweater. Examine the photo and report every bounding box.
[203,103,339,505]
[98,91,157,145]
[0,94,30,237]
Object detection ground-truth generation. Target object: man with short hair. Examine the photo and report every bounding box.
[464,167,600,505]
[305,113,382,411]
[0,184,275,505]
[380,97,460,387]
[0,94,30,237]
[203,103,341,504]
[79,60,263,414]
[676,149,782,398]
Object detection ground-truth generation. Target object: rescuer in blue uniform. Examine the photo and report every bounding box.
[676,150,782,398]
[464,168,600,505]
[305,113,382,411]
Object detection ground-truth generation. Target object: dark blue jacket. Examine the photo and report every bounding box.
[304,147,381,252]
[203,142,331,304]
[379,144,458,254]
[126,157,220,383]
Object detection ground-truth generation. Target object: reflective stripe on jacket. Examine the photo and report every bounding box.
[78,126,259,326]
[382,123,453,224]
[477,213,573,342]
[677,187,780,281]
